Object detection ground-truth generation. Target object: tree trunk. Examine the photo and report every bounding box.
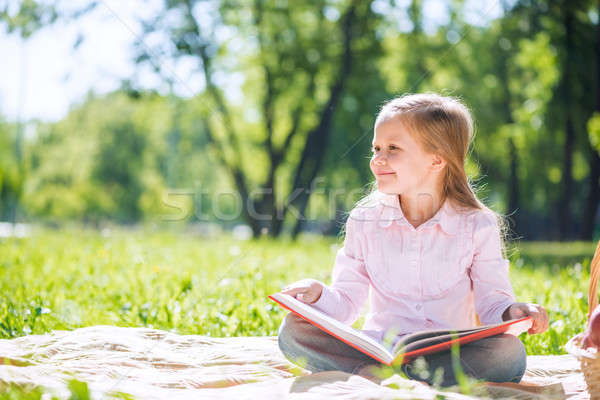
[507,137,520,226]
[289,1,360,239]
[496,32,521,236]
[581,0,600,240]
[582,151,600,239]
[556,6,575,241]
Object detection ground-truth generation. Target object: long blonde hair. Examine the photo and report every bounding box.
[346,93,512,258]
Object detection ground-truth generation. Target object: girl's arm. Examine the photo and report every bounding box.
[468,211,517,325]
[310,210,371,326]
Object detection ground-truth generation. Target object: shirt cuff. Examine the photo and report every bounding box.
[310,283,337,316]
[491,300,516,324]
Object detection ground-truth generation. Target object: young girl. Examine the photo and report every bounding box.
[277,93,549,387]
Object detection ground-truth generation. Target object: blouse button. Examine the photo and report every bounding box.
[415,304,422,311]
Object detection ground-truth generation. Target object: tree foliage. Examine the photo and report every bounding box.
[2,0,599,240]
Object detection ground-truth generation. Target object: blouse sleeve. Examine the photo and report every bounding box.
[468,211,516,325]
[310,210,371,325]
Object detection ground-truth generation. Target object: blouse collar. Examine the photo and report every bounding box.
[374,192,460,235]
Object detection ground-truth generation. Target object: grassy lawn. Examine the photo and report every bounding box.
[1,227,597,358]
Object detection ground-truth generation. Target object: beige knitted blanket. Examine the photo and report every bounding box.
[0,325,589,399]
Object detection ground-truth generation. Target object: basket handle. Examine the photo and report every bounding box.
[588,240,600,321]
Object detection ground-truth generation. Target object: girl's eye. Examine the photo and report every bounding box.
[371,145,400,153]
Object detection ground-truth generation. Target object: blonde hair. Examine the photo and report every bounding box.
[346,92,512,258]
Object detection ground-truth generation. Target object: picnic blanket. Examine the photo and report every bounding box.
[0,325,590,399]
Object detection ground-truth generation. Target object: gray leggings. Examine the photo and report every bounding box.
[277,313,527,387]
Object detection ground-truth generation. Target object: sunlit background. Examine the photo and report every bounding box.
[1,0,598,241]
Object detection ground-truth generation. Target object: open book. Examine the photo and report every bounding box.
[269,292,533,366]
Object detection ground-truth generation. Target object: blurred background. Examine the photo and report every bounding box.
[1,0,598,241]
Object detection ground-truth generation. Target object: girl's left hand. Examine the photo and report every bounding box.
[504,302,549,334]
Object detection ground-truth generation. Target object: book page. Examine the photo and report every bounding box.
[390,317,533,364]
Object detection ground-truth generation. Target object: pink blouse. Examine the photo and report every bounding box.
[311,191,516,345]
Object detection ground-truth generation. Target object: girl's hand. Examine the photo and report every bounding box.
[504,302,549,334]
[281,279,323,304]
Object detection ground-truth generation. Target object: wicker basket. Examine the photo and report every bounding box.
[565,240,600,399]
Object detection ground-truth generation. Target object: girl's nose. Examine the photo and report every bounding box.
[373,152,387,165]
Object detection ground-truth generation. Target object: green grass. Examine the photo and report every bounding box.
[0,229,595,350]
[0,228,597,397]
[0,227,339,339]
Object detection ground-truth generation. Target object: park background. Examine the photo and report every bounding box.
[1,0,600,397]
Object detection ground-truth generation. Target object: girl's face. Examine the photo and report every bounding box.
[369,118,445,197]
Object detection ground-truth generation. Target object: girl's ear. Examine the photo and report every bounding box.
[430,154,447,172]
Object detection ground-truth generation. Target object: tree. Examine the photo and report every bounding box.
[0,0,97,223]
[582,0,600,240]
[135,0,382,238]
[24,91,173,224]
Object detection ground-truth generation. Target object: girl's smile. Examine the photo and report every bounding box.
[374,171,395,176]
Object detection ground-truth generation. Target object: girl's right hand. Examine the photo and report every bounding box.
[281,279,323,304]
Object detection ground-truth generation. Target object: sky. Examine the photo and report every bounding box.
[0,0,505,123]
